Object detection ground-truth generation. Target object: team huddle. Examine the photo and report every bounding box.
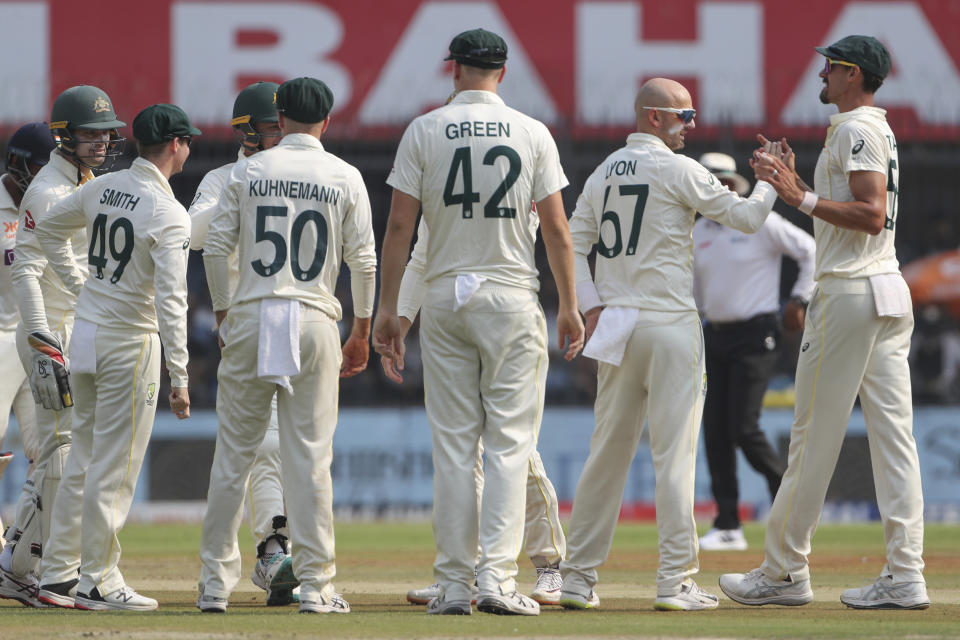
[0,28,928,615]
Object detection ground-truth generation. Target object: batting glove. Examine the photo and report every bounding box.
[27,331,74,411]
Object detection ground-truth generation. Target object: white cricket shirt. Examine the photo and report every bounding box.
[693,212,816,322]
[387,90,567,292]
[204,134,377,320]
[0,180,21,331]
[813,106,900,280]
[569,133,777,314]
[12,152,91,333]
[36,157,191,387]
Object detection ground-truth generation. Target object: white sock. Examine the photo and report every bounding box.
[0,545,12,572]
[264,538,284,555]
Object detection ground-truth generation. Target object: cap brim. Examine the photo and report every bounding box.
[188,126,202,136]
[814,46,831,57]
[81,119,126,130]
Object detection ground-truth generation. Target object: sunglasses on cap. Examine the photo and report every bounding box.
[823,58,858,74]
[641,106,696,124]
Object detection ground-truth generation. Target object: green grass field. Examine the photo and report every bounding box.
[3,521,958,638]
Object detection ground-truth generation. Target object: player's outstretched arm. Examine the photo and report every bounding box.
[341,316,371,378]
[537,191,584,361]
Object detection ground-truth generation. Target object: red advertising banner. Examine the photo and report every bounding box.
[1,0,959,141]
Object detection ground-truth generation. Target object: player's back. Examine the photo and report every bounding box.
[73,158,190,332]
[223,134,372,320]
[388,90,567,291]
[576,133,703,313]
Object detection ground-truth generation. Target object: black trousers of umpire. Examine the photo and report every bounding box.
[703,313,785,530]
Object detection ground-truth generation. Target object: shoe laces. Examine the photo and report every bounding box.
[535,568,562,590]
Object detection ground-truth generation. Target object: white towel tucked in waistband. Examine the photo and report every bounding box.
[454,274,488,311]
[869,274,911,318]
[582,307,640,366]
[258,298,301,393]
[69,319,98,375]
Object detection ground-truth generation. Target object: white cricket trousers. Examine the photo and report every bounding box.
[247,408,284,545]
[562,309,705,597]
[420,281,547,602]
[40,326,161,597]
[762,277,924,583]
[199,301,341,602]
[0,329,37,460]
[3,311,75,577]
[472,444,566,567]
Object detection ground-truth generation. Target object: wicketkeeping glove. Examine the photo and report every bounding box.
[27,331,73,411]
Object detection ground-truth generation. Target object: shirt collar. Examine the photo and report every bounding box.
[626,132,671,150]
[450,90,505,106]
[828,105,887,127]
[49,151,93,185]
[278,133,325,151]
[131,157,173,196]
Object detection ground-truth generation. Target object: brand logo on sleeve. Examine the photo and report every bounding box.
[23,211,35,231]
[3,249,13,265]
[852,139,865,155]
[182,239,190,250]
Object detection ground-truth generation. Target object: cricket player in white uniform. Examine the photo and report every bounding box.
[0,124,55,541]
[373,28,583,616]
[0,86,125,609]
[559,78,780,611]
[198,77,376,615]
[33,103,195,611]
[720,36,929,610]
[189,81,298,607]
[389,219,567,606]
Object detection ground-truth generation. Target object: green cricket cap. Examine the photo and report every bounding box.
[133,104,202,145]
[276,77,334,124]
[815,35,892,79]
[444,28,508,69]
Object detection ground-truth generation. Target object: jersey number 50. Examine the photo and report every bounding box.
[251,205,328,281]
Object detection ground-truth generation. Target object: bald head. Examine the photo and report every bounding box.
[634,78,695,150]
[634,78,692,121]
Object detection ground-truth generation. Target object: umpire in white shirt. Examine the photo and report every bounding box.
[692,153,815,551]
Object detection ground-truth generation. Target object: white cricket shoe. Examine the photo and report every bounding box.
[407,582,478,605]
[719,568,813,606]
[559,588,600,610]
[196,583,228,613]
[477,586,540,616]
[38,577,79,608]
[426,595,472,615]
[699,527,748,551]
[654,580,719,611]
[75,585,159,611]
[299,592,350,614]
[531,567,563,605]
[0,567,49,608]
[840,575,930,610]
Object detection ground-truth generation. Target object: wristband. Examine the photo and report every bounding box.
[798,191,819,216]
